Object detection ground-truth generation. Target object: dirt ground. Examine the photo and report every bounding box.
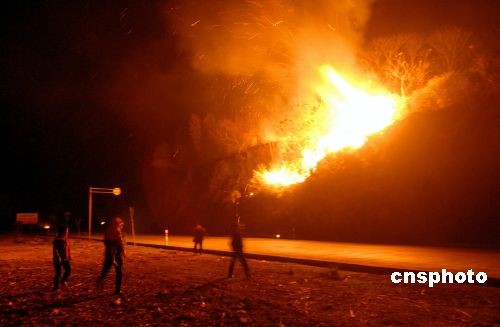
[0,236,499,326]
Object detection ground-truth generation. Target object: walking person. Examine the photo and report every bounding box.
[97,216,125,295]
[52,225,71,291]
[228,218,250,278]
[193,223,207,255]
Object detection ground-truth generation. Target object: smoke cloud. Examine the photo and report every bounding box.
[169,0,373,76]
[163,0,375,151]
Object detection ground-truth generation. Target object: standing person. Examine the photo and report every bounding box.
[52,225,71,291]
[227,219,250,278]
[193,223,207,255]
[97,216,125,295]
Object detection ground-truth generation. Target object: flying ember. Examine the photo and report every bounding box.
[258,65,404,187]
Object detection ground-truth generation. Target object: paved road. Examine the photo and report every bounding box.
[103,233,500,278]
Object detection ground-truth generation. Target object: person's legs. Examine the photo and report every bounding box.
[114,246,123,294]
[194,241,201,254]
[228,253,236,277]
[238,252,250,277]
[98,245,113,281]
[61,260,71,284]
[199,240,203,254]
[53,261,61,290]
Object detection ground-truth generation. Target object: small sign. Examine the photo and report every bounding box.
[16,213,39,225]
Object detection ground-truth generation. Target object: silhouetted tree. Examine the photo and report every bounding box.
[428,27,473,73]
[362,34,433,97]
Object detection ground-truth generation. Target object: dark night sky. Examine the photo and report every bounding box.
[0,0,498,228]
[0,1,171,223]
[366,0,499,38]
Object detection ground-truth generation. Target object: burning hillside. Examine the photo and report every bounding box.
[135,0,499,241]
[256,65,404,187]
[167,0,406,189]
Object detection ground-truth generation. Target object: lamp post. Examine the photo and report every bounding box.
[88,187,121,240]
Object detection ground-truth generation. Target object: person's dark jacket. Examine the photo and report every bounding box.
[104,217,125,247]
[53,236,71,263]
[231,230,243,252]
[193,225,206,243]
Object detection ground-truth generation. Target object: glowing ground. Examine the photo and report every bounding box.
[1,236,499,326]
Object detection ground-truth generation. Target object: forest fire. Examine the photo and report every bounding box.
[258,65,404,187]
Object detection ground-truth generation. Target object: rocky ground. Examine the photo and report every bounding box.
[0,235,499,326]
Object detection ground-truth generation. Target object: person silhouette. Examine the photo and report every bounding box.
[97,216,125,295]
[52,225,71,291]
[193,223,207,255]
[228,219,250,278]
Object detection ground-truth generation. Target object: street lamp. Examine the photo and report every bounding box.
[88,187,121,240]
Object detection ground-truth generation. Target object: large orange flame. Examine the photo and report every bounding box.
[258,65,404,187]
